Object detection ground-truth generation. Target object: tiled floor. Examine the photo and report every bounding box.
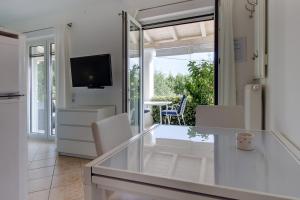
[28,140,91,200]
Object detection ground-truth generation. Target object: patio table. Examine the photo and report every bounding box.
[144,101,172,124]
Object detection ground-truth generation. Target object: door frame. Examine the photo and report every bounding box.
[141,9,219,105]
[122,11,144,133]
[27,38,55,140]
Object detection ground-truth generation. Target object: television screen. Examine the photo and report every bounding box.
[70,54,112,88]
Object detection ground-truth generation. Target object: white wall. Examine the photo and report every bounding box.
[5,0,255,113]
[266,0,300,147]
[232,0,255,105]
[7,0,126,113]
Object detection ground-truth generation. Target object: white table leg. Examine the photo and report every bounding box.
[84,184,107,200]
[159,106,162,124]
[166,104,170,124]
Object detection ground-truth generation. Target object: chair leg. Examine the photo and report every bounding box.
[182,114,186,126]
[177,115,181,125]
[167,115,171,124]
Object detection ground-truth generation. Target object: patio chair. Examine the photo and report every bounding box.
[161,95,187,125]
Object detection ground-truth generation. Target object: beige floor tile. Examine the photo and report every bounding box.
[80,159,92,167]
[56,156,82,166]
[28,166,54,180]
[29,177,52,193]
[28,140,88,199]
[28,190,49,200]
[33,151,57,161]
[49,182,84,200]
[53,164,82,176]
[52,171,83,188]
[29,158,56,170]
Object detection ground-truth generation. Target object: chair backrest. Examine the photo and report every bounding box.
[91,113,133,156]
[196,105,244,129]
[177,95,187,115]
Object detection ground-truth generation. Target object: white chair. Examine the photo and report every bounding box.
[91,113,133,156]
[195,105,244,128]
[91,113,154,200]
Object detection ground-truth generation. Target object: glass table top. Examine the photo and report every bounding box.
[93,125,300,199]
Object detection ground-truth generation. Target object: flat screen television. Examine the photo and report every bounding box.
[70,54,112,88]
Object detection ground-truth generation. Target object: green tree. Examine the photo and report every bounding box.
[151,60,215,125]
[185,61,214,105]
[37,61,46,102]
[154,71,174,96]
[170,74,189,95]
[129,64,140,101]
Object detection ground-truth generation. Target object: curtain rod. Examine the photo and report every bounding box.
[138,0,195,12]
[23,23,72,34]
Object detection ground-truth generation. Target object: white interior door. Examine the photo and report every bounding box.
[122,11,144,134]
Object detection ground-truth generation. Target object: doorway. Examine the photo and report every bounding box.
[122,4,218,131]
[28,39,56,140]
[143,16,217,127]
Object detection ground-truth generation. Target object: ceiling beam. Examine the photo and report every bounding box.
[144,31,153,43]
[145,35,214,50]
[170,27,179,40]
[199,22,207,37]
[130,32,138,44]
[156,39,177,44]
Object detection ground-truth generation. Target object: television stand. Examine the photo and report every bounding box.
[56,106,115,158]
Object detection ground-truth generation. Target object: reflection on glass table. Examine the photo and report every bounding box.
[85,125,300,200]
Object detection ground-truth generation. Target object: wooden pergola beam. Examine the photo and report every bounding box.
[170,27,179,40]
[130,32,138,44]
[199,22,207,37]
[144,30,153,43]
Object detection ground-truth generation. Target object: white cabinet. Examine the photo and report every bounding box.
[57,106,115,158]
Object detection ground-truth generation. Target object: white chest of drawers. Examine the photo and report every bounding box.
[57,106,115,158]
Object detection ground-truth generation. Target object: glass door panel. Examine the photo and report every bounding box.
[30,45,47,134]
[129,21,142,134]
[50,43,56,136]
[29,41,56,139]
[123,12,143,135]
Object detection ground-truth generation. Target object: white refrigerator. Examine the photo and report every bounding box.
[0,34,27,200]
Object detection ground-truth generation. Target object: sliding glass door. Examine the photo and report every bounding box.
[29,40,56,139]
[123,12,144,134]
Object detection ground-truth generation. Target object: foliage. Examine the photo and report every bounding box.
[154,72,174,96]
[152,60,215,125]
[129,64,140,100]
[129,64,141,124]
[167,73,189,95]
[154,72,189,96]
[185,61,214,105]
[187,127,209,140]
[37,61,46,102]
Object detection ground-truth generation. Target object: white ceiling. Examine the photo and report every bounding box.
[121,0,182,10]
[0,0,215,26]
[0,0,99,25]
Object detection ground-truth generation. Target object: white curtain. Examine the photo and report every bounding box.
[218,0,236,106]
[55,25,72,108]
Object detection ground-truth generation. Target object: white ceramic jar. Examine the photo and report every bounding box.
[237,132,255,151]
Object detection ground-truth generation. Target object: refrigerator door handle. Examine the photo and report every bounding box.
[0,93,25,99]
